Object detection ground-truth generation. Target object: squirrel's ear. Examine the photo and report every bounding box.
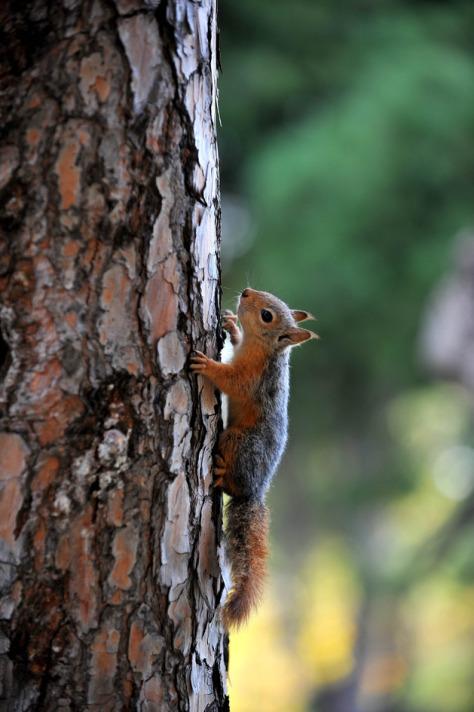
[292,309,316,323]
[279,327,319,347]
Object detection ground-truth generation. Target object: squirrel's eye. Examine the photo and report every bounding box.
[261,309,273,323]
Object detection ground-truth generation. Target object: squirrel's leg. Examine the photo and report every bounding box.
[190,352,244,399]
[213,453,229,491]
[222,310,242,347]
[214,455,242,496]
[213,430,244,497]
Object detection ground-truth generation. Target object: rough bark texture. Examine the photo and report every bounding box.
[0,1,228,709]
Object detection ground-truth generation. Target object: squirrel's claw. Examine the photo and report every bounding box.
[214,475,225,489]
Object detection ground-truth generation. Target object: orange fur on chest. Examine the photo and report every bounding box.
[227,343,267,428]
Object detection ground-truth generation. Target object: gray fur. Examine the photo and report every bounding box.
[229,350,289,501]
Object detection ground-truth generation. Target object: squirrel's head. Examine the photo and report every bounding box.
[237,288,318,350]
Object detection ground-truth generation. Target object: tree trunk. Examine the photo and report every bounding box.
[0,1,227,710]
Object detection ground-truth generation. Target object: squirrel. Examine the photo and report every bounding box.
[190,287,317,628]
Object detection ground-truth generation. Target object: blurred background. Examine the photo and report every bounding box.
[217,1,474,711]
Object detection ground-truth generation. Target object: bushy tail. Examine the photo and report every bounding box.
[223,498,270,629]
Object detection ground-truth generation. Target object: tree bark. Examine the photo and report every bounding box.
[0,1,227,710]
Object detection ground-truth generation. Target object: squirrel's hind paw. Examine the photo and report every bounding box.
[214,454,226,472]
[213,454,227,489]
[213,454,226,476]
[214,475,224,489]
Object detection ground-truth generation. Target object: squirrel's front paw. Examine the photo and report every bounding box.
[190,350,209,374]
[222,310,238,329]
[222,311,241,343]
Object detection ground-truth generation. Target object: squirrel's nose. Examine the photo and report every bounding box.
[241,288,251,298]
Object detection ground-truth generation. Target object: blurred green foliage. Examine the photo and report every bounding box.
[219,1,474,711]
[220,0,474,427]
